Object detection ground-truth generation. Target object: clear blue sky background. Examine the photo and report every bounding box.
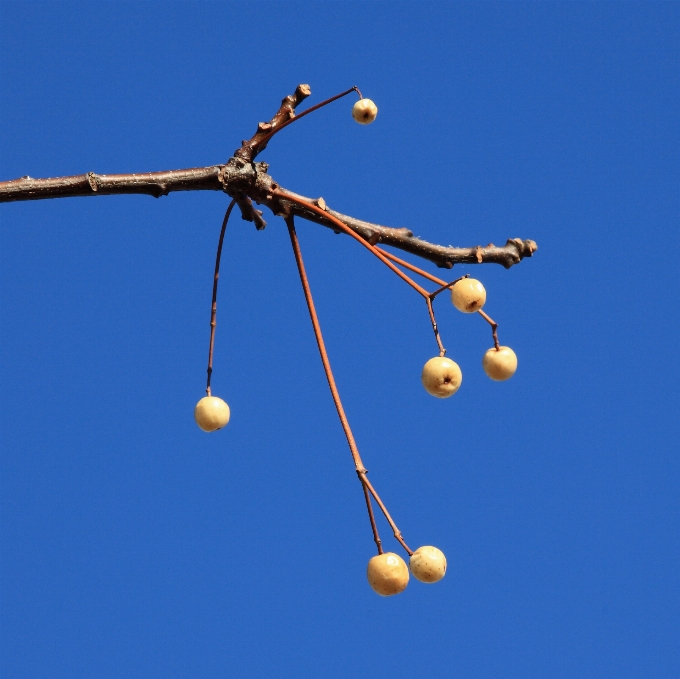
[1,2,678,677]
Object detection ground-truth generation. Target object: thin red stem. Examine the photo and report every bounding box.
[206,199,236,395]
[375,247,448,286]
[286,215,411,555]
[375,247,468,300]
[426,297,446,357]
[275,191,429,298]
[286,215,365,472]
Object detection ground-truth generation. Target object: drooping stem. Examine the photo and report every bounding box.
[206,199,236,395]
[285,215,365,473]
[286,214,411,555]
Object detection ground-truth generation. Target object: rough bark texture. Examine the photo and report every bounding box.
[0,85,537,270]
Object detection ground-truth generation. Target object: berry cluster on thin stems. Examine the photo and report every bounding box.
[375,247,502,350]
[205,198,236,396]
[203,86,503,556]
[286,214,411,557]
[273,190,503,356]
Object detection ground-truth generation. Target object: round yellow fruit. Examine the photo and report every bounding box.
[451,278,486,313]
[482,346,517,381]
[352,98,378,124]
[367,552,409,596]
[421,356,462,398]
[194,396,231,432]
[409,546,447,584]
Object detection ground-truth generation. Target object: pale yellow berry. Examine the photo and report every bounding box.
[194,396,230,432]
[421,356,462,398]
[409,546,447,583]
[451,278,486,313]
[352,98,378,124]
[367,552,409,596]
[482,346,517,381]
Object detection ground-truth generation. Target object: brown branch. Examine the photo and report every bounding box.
[0,165,537,269]
[0,82,537,271]
[254,87,359,154]
[0,166,225,201]
[275,189,430,298]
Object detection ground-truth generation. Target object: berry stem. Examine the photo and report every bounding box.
[359,472,413,556]
[478,309,500,350]
[286,215,411,556]
[426,296,447,357]
[206,199,236,396]
[362,482,383,555]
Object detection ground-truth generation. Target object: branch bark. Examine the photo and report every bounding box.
[0,84,538,270]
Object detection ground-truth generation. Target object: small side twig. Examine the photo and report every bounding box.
[234,194,267,230]
[235,84,312,162]
[429,274,469,301]
[256,86,360,151]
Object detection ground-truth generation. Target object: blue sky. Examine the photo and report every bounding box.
[1,2,678,677]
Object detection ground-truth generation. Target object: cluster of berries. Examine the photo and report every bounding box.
[422,278,517,399]
[369,546,446,595]
[191,92,518,597]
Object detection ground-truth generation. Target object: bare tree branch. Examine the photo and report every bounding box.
[0,84,537,270]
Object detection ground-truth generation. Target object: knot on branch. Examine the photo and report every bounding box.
[505,238,538,265]
[234,194,267,230]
